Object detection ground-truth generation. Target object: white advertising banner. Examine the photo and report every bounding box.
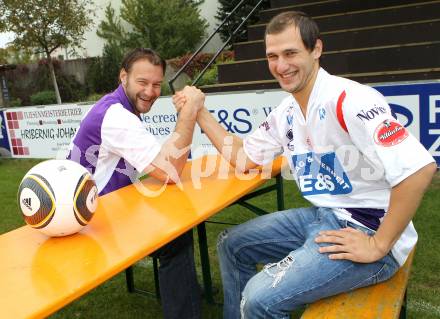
[4,104,92,158]
[3,82,439,165]
[140,90,289,158]
[4,90,289,159]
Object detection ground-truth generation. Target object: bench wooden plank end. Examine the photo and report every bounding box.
[301,249,414,319]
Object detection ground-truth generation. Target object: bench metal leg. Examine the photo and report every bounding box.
[197,222,214,304]
[197,174,283,305]
[275,174,284,211]
[125,266,135,293]
[125,258,160,299]
[153,257,161,299]
[125,175,283,303]
[399,289,407,319]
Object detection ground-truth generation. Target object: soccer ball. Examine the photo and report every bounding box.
[17,159,98,237]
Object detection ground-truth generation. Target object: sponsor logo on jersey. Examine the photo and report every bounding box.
[259,121,270,131]
[319,108,326,120]
[286,129,294,151]
[286,129,293,140]
[356,105,387,122]
[286,104,296,126]
[374,119,409,147]
[292,152,352,196]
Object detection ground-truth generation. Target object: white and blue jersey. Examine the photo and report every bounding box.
[244,68,435,266]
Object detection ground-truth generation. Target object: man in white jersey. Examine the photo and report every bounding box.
[174,11,437,319]
[68,48,203,319]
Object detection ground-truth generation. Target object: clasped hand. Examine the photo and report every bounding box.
[172,86,205,114]
[315,227,388,263]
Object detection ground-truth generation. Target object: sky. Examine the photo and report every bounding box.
[0,32,14,48]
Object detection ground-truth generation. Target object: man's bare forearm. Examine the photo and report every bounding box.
[146,97,199,183]
[197,107,257,171]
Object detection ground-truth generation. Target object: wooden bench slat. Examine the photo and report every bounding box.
[0,155,284,319]
[301,249,414,319]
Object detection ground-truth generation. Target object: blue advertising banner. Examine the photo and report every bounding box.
[374,82,440,165]
[0,109,11,157]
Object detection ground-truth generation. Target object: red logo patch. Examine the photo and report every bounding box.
[374,119,408,147]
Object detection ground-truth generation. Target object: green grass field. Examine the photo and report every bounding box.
[1,158,439,319]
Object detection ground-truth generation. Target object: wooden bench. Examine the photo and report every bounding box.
[0,153,415,318]
[301,249,415,319]
[0,155,284,318]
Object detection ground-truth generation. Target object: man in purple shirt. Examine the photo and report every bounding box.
[68,48,203,319]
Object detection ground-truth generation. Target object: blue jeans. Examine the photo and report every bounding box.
[217,207,400,319]
[152,230,201,319]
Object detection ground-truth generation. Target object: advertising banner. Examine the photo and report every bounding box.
[140,90,289,158]
[374,82,440,164]
[2,81,439,165]
[4,104,91,158]
[143,83,440,164]
[0,109,11,157]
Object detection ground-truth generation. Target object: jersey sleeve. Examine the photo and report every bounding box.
[101,104,161,173]
[342,86,435,187]
[243,107,284,165]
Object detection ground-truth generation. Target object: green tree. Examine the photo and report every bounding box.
[0,48,8,64]
[97,0,208,59]
[0,0,94,104]
[216,0,270,43]
[96,4,126,48]
[0,45,34,64]
[86,42,124,94]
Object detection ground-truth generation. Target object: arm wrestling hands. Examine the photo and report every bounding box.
[173,86,259,172]
[144,86,204,184]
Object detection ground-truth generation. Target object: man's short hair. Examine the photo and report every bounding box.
[265,11,320,51]
[121,48,166,74]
